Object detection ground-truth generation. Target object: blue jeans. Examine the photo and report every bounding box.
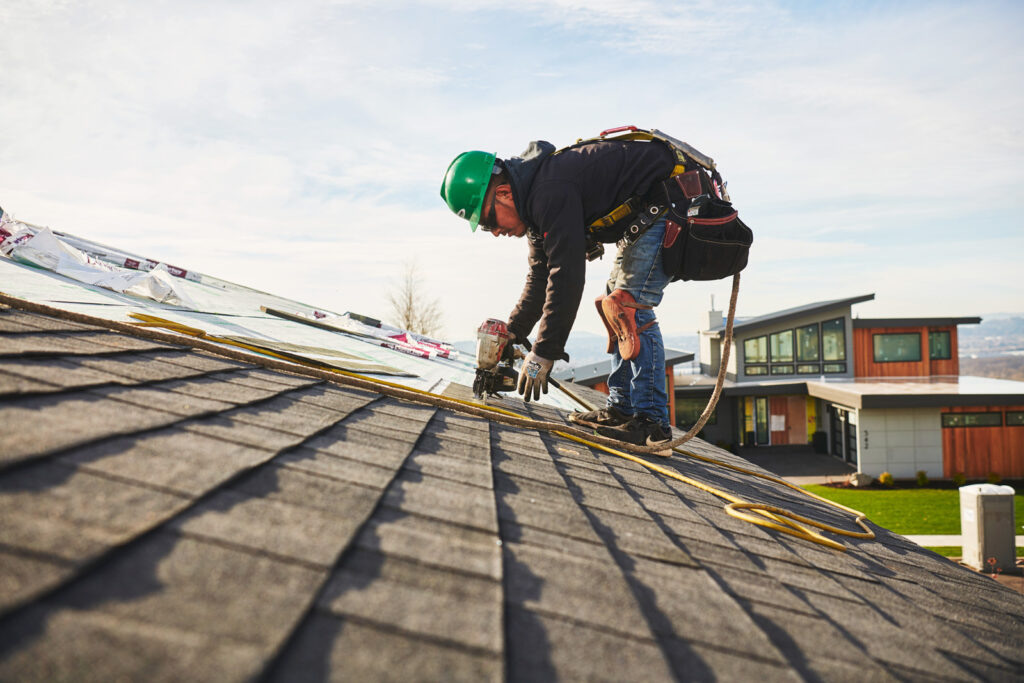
[605,218,672,429]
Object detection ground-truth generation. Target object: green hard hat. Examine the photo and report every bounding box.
[440,150,497,231]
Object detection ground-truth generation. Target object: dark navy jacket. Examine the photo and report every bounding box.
[504,139,674,360]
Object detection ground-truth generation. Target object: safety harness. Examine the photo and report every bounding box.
[553,126,730,261]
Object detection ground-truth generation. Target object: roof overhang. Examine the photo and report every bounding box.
[709,294,875,338]
[853,317,982,328]
[676,375,1024,410]
[807,377,1024,410]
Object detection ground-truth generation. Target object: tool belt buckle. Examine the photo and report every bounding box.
[618,204,664,248]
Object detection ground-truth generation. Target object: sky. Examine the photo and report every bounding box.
[2,0,1022,342]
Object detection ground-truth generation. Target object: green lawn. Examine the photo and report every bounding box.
[926,546,1024,558]
[801,485,1024,536]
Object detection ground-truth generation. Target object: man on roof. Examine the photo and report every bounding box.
[440,132,679,450]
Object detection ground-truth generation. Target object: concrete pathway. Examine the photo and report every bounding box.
[904,534,1024,546]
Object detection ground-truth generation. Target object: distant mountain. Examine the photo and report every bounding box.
[961,356,1024,381]
[959,315,1024,358]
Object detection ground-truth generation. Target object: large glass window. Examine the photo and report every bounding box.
[676,397,718,428]
[744,336,767,363]
[929,330,951,360]
[1006,411,1024,426]
[771,364,794,375]
[941,412,1002,428]
[755,397,768,444]
[769,330,793,363]
[796,324,819,362]
[822,318,846,362]
[873,333,921,362]
[744,365,768,376]
[797,363,821,374]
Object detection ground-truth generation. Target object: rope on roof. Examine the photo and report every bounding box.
[0,291,874,551]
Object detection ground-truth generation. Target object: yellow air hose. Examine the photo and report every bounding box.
[129,312,875,552]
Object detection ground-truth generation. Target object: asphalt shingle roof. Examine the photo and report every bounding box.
[1,303,1023,681]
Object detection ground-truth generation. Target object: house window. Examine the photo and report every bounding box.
[770,330,794,363]
[929,330,951,360]
[1007,411,1024,426]
[873,333,921,362]
[823,363,847,374]
[771,364,794,375]
[941,412,1002,428]
[676,397,718,428]
[796,324,819,362]
[745,365,768,376]
[822,318,846,361]
[744,336,767,363]
[797,364,820,374]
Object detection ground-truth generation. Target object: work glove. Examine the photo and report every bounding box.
[517,351,553,402]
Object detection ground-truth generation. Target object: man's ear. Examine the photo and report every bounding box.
[494,183,514,201]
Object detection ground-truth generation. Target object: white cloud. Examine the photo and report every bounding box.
[1,0,1021,345]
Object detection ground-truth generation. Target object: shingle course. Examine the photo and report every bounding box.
[319,549,502,653]
[270,613,502,683]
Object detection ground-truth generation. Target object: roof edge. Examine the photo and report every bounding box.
[712,294,875,338]
[853,317,982,329]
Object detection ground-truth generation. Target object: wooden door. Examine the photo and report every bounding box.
[786,396,807,445]
[769,396,788,445]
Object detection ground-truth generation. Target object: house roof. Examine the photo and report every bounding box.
[708,294,876,337]
[806,376,1024,410]
[551,348,694,385]
[2,301,1024,681]
[853,317,983,329]
[2,224,1024,680]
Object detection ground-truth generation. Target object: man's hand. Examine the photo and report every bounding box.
[501,329,517,363]
[517,351,553,402]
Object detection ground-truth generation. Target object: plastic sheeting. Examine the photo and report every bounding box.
[0,219,197,308]
[0,211,584,411]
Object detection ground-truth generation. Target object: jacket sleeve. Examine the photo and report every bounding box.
[518,184,588,361]
[507,238,548,342]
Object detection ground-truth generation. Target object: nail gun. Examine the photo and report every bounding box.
[473,318,522,398]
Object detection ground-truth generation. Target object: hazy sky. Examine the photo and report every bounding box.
[2,1,1021,340]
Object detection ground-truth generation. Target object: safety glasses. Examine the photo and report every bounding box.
[479,190,497,232]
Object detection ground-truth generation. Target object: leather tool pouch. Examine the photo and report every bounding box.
[660,171,753,282]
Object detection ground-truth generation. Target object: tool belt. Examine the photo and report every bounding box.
[585,167,752,281]
[657,170,752,282]
[576,126,751,276]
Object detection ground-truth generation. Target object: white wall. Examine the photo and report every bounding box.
[857,407,943,478]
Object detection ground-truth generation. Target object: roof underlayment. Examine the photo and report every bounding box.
[1,221,1023,681]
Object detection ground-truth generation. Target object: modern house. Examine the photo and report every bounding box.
[677,294,1024,480]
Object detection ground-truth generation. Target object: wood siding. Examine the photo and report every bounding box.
[854,325,959,377]
[942,405,1024,478]
[768,395,807,445]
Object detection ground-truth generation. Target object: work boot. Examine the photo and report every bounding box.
[595,415,673,457]
[600,290,653,361]
[594,295,617,353]
[567,405,631,428]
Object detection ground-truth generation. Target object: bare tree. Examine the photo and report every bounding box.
[387,260,444,337]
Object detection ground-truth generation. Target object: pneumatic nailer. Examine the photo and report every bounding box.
[472,318,522,398]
